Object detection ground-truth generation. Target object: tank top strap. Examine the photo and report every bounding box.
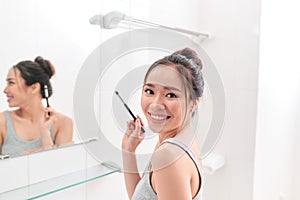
[4,110,17,139]
[160,138,203,177]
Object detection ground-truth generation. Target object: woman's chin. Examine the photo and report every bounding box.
[148,124,166,134]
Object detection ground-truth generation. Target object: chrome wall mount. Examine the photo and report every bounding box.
[89,11,211,41]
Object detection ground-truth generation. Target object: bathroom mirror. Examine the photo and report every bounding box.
[0,0,107,158]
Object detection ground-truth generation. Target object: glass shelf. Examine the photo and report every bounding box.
[0,163,120,199]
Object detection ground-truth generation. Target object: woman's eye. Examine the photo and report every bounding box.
[166,93,177,98]
[8,81,15,86]
[144,88,154,95]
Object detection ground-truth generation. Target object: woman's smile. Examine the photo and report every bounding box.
[148,112,171,124]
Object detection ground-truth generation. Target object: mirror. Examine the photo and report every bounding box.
[0,0,107,158]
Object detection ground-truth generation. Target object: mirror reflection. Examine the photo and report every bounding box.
[0,0,102,158]
[0,57,73,157]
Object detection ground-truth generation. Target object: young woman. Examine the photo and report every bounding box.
[0,56,73,156]
[122,48,204,200]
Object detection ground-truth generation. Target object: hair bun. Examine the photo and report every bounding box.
[34,56,55,78]
[174,48,203,70]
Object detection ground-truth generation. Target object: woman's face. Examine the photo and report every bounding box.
[141,65,194,135]
[3,68,31,108]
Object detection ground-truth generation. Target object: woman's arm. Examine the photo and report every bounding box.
[40,107,73,148]
[122,151,142,199]
[53,112,73,147]
[152,145,194,200]
[122,119,144,199]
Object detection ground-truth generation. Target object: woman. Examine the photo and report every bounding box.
[122,48,204,200]
[0,56,73,156]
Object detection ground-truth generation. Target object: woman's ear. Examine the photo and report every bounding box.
[30,82,41,95]
[191,97,201,112]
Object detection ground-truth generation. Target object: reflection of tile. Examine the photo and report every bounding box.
[0,155,28,193]
[28,144,87,185]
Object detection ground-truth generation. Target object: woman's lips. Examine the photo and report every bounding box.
[6,96,13,102]
[148,112,171,124]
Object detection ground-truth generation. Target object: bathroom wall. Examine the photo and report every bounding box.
[192,0,261,199]
[254,0,300,200]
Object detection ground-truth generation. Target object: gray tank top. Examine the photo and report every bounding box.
[1,110,55,156]
[131,138,203,200]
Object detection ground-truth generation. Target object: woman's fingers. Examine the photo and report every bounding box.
[134,119,144,138]
[125,119,144,138]
[136,115,144,126]
[44,107,54,118]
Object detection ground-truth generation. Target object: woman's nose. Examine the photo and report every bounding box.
[150,95,165,110]
[3,86,8,94]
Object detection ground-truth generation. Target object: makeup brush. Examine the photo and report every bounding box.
[44,85,50,116]
[115,91,145,133]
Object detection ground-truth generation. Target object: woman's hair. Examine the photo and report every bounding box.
[144,48,204,101]
[13,56,56,98]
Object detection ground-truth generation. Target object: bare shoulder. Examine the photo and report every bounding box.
[151,142,187,172]
[0,112,7,144]
[151,143,194,199]
[0,111,7,130]
[0,111,6,123]
[52,111,73,145]
[54,111,73,126]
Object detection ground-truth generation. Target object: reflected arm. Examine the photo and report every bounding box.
[53,113,73,147]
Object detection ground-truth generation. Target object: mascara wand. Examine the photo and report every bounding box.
[44,85,50,116]
[115,91,145,133]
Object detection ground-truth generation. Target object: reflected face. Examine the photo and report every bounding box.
[3,68,31,107]
[141,65,193,134]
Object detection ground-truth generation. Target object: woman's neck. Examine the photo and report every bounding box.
[158,124,195,144]
[15,102,45,122]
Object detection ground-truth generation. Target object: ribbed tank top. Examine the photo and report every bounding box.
[131,138,203,200]
[1,111,54,156]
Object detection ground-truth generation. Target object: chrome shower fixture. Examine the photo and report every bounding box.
[89,11,210,39]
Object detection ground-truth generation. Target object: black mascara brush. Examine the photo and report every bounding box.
[44,85,50,116]
[115,91,145,133]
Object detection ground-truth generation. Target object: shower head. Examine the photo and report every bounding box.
[89,10,210,39]
[89,11,126,29]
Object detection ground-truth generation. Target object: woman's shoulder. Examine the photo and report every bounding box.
[54,111,72,123]
[0,111,8,127]
[152,138,200,171]
[53,111,73,130]
[0,111,4,123]
[151,140,188,171]
[0,111,8,140]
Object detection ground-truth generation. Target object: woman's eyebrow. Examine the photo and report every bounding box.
[144,83,181,92]
[6,78,14,82]
[163,86,182,92]
[143,83,155,88]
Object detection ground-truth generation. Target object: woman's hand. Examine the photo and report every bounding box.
[122,116,144,153]
[40,107,56,147]
[40,107,56,132]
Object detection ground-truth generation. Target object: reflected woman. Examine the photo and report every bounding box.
[122,48,204,200]
[0,57,73,156]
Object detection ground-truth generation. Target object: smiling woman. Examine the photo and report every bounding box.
[122,48,204,200]
[0,57,73,157]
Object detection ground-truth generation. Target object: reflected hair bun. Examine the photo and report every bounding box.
[34,56,55,79]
